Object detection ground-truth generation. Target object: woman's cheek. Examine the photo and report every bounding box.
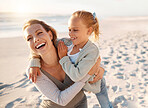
[28,42,35,52]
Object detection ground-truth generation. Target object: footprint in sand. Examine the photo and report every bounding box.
[0,83,12,96]
[119,68,124,71]
[130,73,136,77]
[112,86,119,93]
[5,98,23,108]
[0,83,11,90]
[122,53,128,56]
[114,72,124,79]
[113,95,127,106]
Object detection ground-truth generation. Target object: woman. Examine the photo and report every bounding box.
[23,19,104,108]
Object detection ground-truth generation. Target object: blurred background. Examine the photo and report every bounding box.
[0,0,148,38]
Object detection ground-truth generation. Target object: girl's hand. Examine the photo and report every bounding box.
[57,41,68,59]
[89,67,105,84]
[29,67,41,83]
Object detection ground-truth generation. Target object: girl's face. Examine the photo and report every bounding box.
[68,16,92,48]
[24,24,53,56]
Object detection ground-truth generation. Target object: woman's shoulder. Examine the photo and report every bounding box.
[56,38,72,46]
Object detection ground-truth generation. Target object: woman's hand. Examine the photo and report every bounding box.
[89,67,105,84]
[29,67,41,83]
[87,57,105,83]
[88,57,101,75]
[57,41,68,59]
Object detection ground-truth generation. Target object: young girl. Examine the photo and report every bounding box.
[29,11,113,108]
[57,10,113,108]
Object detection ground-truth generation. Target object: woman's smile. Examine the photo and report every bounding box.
[35,42,46,49]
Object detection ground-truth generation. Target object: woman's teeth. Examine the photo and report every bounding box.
[36,43,45,49]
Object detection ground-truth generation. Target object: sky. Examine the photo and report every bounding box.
[0,0,148,16]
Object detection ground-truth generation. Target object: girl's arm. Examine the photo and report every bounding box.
[26,69,90,106]
[59,43,100,82]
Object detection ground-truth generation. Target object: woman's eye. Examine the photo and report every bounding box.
[27,37,32,41]
[37,32,43,35]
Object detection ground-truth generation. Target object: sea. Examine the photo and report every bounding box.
[0,12,70,38]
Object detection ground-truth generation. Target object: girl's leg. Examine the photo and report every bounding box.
[95,78,113,108]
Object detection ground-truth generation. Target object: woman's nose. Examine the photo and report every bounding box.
[34,36,40,43]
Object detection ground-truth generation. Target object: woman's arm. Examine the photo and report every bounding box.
[28,54,103,83]
[26,69,90,106]
[28,58,41,82]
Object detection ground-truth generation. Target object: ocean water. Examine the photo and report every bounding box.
[0,13,70,38]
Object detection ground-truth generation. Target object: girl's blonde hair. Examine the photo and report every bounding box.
[23,19,58,58]
[72,10,99,41]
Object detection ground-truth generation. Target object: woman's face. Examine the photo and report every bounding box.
[24,24,53,55]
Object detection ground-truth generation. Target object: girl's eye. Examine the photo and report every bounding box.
[69,29,71,32]
[74,29,78,31]
[37,32,43,35]
[69,29,78,32]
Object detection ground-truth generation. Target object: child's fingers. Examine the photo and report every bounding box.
[60,42,64,50]
[37,70,41,76]
[59,41,66,48]
[58,41,62,47]
[57,42,61,49]
[57,45,60,53]
[61,42,67,51]
[63,44,68,50]
[58,43,62,52]
[34,72,37,83]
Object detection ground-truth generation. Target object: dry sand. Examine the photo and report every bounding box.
[0,16,148,108]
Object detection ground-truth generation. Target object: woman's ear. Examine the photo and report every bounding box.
[87,27,93,35]
[48,31,53,40]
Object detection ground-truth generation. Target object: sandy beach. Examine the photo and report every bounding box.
[0,16,148,108]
